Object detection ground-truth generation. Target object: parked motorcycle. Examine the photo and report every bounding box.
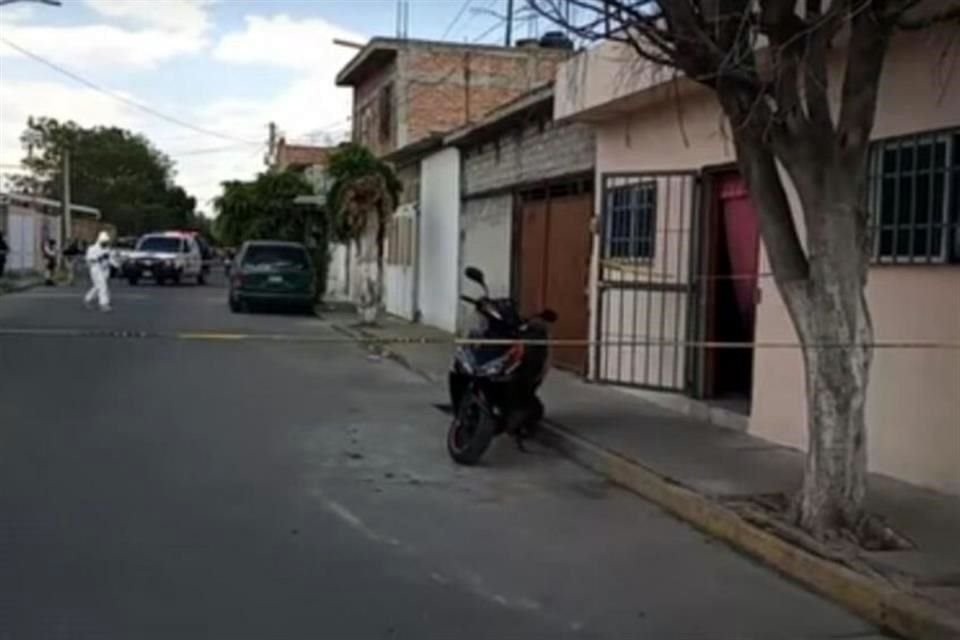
[447,266,557,465]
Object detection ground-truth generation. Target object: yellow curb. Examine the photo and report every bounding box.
[540,422,960,640]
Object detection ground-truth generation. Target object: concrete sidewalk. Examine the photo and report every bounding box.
[321,308,960,637]
[0,272,44,295]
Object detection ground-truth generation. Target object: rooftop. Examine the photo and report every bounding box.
[445,83,553,146]
[274,142,334,170]
[0,192,101,218]
[335,36,571,87]
[380,132,446,165]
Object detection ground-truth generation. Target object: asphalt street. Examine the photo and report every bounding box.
[0,275,887,639]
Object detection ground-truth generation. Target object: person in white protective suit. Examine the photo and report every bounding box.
[84,231,114,312]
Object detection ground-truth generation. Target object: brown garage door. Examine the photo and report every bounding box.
[517,184,592,374]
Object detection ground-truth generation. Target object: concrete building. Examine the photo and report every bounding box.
[269,138,334,175]
[335,35,575,327]
[335,37,572,158]
[554,27,960,494]
[0,193,105,273]
[445,84,595,371]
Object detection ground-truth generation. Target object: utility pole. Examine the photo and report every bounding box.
[395,0,410,39]
[266,121,276,168]
[505,0,514,46]
[61,149,71,250]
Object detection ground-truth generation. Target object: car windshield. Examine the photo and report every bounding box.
[242,245,308,270]
[138,237,183,253]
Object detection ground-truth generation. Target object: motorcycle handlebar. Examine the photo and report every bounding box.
[460,294,558,326]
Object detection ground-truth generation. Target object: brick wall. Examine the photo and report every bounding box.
[462,119,595,196]
[348,43,569,159]
[352,60,398,157]
[402,46,567,150]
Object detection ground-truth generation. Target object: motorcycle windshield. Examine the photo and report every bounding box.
[465,328,509,365]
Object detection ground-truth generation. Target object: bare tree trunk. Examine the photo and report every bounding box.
[794,283,873,535]
[784,194,874,535]
[375,212,386,319]
[792,196,874,534]
[356,229,378,325]
[730,121,874,536]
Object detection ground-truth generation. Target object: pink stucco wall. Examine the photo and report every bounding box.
[575,28,960,494]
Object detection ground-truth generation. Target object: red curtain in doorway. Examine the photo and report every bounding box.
[717,174,760,327]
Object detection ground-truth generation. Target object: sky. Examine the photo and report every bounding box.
[0,0,540,215]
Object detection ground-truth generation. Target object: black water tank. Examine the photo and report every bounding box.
[539,31,574,50]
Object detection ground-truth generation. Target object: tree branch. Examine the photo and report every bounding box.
[526,0,677,64]
[716,87,810,284]
[836,3,894,160]
[800,0,841,135]
[896,4,960,30]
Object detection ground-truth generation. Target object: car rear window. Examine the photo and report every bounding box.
[138,237,184,253]
[242,245,309,270]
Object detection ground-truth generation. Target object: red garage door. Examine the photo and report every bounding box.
[517,183,592,374]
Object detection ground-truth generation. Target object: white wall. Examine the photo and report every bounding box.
[418,147,461,333]
[3,204,46,273]
[385,202,417,320]
[326,243,350,301]
[459,195,512,331]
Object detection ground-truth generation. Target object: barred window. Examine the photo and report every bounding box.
[869,129,959,263]
[605,182,657,260]
[378,83,393,145]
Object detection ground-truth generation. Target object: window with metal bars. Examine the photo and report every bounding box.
[378,83,393,145]
[605,181,657,260]
[868,129,959,263]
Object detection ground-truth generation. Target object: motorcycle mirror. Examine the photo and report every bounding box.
[464,266,485,286]
[541,309,558,323]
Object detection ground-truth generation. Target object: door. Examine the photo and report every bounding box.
[702,172,760,402]
[9,213,36,273]
[385,203,417,320]
[185,238,202,276]
[517,184,592,373]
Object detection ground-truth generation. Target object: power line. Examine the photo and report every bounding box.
[166,143,262,157]
[441,0,473,40]
[386,14,509,122]
[471,15,507,44]
[454,0,498,40]
[151,131,264,144]
[0,35,260,145]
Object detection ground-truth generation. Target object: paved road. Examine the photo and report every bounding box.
[0,277,886,639]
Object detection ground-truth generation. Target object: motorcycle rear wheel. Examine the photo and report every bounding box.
[447,394,496,465]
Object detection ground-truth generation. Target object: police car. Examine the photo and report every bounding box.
[122,231,206,285]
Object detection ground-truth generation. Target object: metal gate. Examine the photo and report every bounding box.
[384,203,417,320]
[596,171,701,391]
[7,212,37,273]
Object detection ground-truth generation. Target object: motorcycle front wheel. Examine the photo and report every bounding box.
[446,393,496,465]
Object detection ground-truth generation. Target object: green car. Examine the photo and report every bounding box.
[229,241,316,313]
